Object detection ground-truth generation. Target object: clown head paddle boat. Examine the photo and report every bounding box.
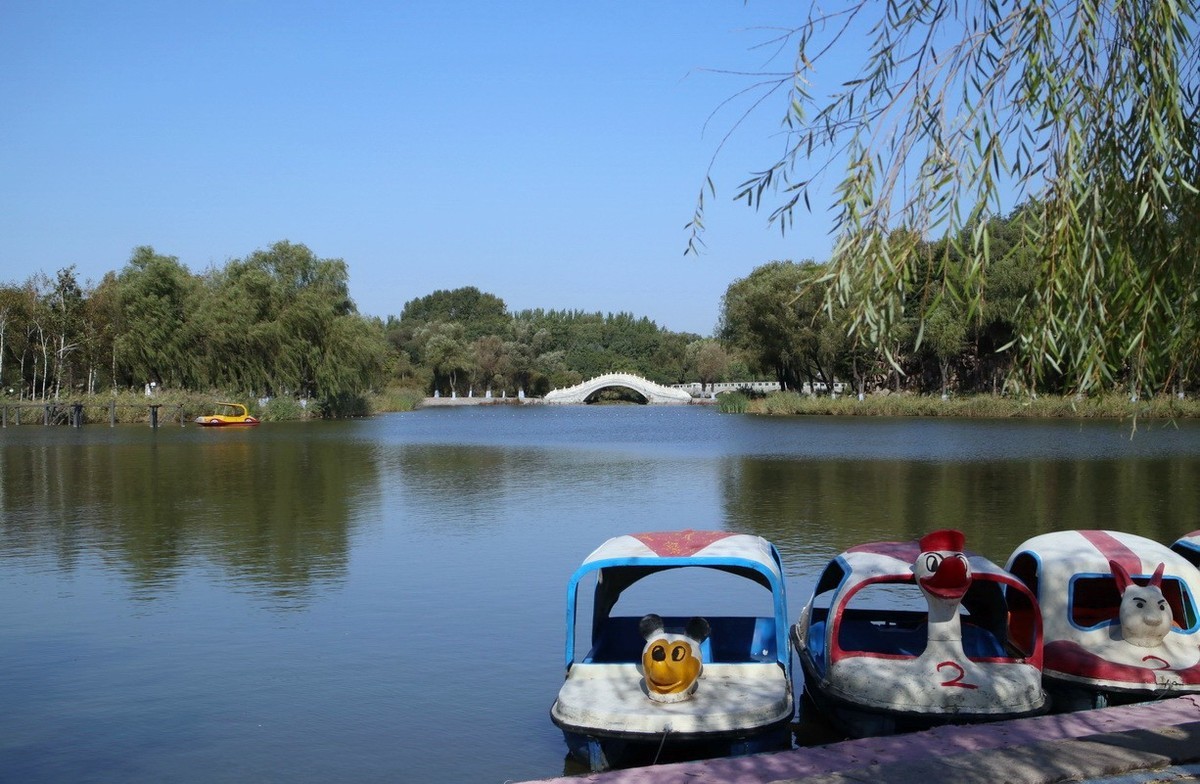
[792,529,1045,737]
[1006,530,1200,710]
[550,530,794,771]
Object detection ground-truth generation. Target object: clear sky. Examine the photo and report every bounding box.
[0,1,839,337]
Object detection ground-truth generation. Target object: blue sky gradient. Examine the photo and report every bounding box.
[1,2,839,336]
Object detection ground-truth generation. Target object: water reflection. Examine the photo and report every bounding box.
[722,456,1200,570]
[0,427,380,604]
[2,411,1200,783]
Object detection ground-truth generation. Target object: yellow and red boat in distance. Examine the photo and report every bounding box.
[195,402,260,427]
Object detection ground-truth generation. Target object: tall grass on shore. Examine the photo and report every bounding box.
[744,391,1200,418]
[367,387,424,413]
[2,385,429,425]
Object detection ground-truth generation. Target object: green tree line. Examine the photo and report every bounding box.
[721,206,1199,399]
[1,241,745,411]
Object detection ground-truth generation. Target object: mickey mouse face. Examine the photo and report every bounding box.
[638,614,710,703]
[642,637,702,696]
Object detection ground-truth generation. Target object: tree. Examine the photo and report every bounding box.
[694,1,1200,396]
[113,247,198,389]
[719,260,831,391]
[399,287,509,342]
[686,339,731,392]
[46,266,84,399]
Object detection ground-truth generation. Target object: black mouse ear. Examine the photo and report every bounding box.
[685,616,710,643]
[639,613,665,640]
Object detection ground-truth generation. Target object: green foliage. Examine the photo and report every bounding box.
[369,387,425,413]
[716,391,750,413]
[316,392,371,419]
[260,396,308,422]
[696,0,1200,398]
[719,260,845,392]
[741,391,1200,419]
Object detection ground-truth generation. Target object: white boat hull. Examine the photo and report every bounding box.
[552,662,793,768]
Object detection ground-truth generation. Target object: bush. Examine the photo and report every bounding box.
[716,391,750,413]
[369,387,425,413]
[316,392,371,419]
[260,397,307,422]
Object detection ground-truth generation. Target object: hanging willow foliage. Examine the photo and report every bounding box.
[693,0,1199,396]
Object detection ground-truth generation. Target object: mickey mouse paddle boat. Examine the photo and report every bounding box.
[550,530,794,771]
[1006,530,1200,710]
[792,529,1046,737]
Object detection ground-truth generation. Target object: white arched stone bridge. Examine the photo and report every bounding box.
[543,373,693,405]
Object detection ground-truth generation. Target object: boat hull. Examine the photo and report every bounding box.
[1007,530,1200,708]
[552,662,793,770]
[797,642,1045,738]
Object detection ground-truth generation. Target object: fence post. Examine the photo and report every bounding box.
[149,404,160,429]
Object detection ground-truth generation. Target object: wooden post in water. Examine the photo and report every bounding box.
[149,404,160,429]
[72,403,83,428]
[44,405,51,426]
[178,403,185,427]
[2,406,6,428]
[14,405,19,425]
[110,399,116,427]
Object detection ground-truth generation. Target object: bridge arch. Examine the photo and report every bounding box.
[543,373,693,405]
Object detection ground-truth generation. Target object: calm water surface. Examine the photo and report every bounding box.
[3,406,1200,782]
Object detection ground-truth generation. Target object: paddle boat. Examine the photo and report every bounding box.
[195,402,260,427]
[550,530,794,771]
[1170,530,1200,569]
[792,529,1046,737]
[1006,530,1200,710]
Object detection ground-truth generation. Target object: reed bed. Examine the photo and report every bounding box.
[743,391,1200,419]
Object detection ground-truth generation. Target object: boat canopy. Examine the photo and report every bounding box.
[1007,530,1200,634]
[563,530,787,666]
[810,540,1043,660]
[1172,531,1200,568]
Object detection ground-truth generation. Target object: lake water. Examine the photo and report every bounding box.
[3,406,1200,782]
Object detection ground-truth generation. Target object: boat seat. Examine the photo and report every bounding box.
[583,615,777,664]
[813,618,1008,662]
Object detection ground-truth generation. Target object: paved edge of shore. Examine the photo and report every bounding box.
[520,695,1200,784]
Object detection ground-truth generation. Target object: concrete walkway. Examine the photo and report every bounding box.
[523,696,1200,784]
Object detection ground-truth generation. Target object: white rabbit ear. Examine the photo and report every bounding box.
[1110,559,1132,593]
[1150,562,1165,588]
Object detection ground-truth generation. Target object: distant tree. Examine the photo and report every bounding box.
[686,339,731,392]
[113,247,199,389]
[419,323,471,395]
[399,287,509,342]
[719,260,832,391]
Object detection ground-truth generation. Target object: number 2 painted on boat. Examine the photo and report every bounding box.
[937,660,979,689]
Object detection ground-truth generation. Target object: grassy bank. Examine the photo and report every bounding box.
[5,385,427,425]
[718,390,1200,419]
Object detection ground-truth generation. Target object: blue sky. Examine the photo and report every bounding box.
[1,2,839,337]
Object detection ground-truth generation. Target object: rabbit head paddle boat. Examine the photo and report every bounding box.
[1170,531,1200,569]
[1006,530,1200,710]
[550,530,794,772]
[792,529,1045,737]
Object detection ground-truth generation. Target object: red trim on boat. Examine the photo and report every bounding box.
[631,530,734,557]
[1080,530,1143,576]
